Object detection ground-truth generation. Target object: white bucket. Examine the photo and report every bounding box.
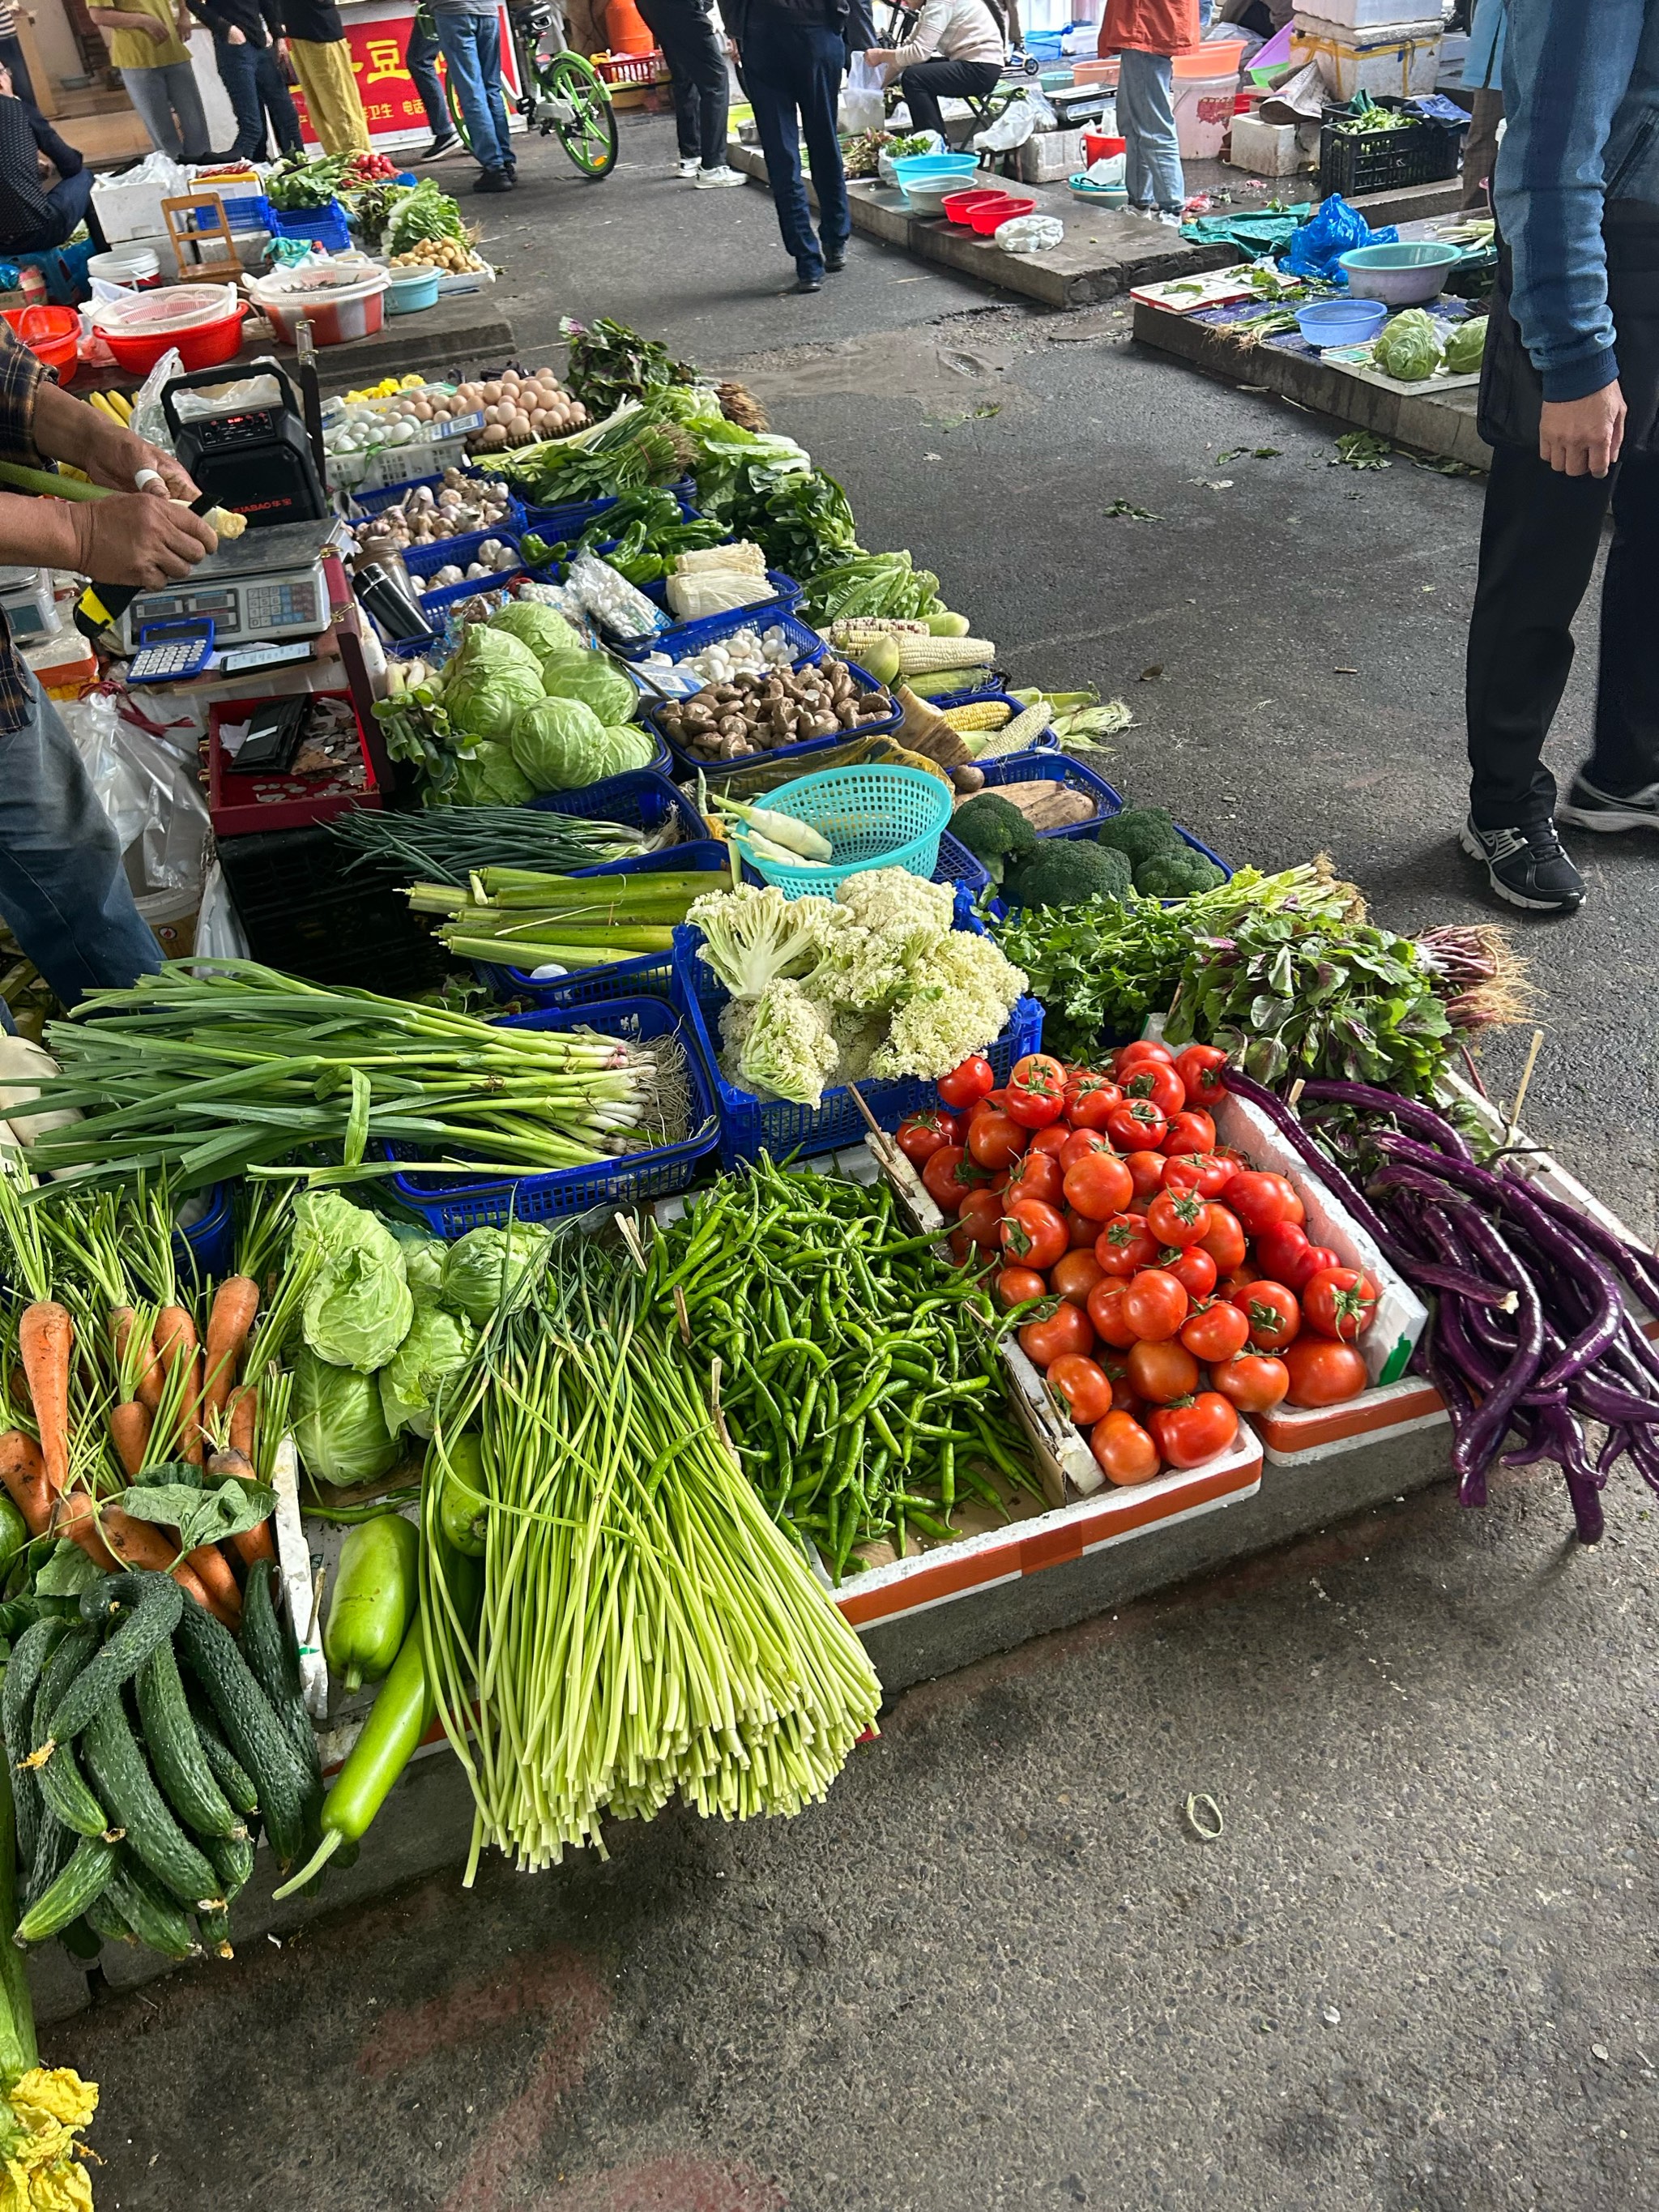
[87,246,160,288]
[1174,72,1236,160]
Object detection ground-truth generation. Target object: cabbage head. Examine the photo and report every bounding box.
[292,1343,399,1486]
[379,1302,477,1438]
[443,622,547,745]
[488,600,582,660]
[403,1237,447,1305]
[508,693,605,790]
[443,741,535,809]
[1444,315,1487,374]
[298,1196,413,1372]
[1373,308,1443,382]
[537,649,639,726]
[440,1222,553,1324]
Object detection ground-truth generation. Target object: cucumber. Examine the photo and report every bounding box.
[32,1629,113,1841]
[195,1906,233,1960]
[81,1693,222,1911]
[44,1571,183,1752]
[191,1712,258,1818]
[104,1854,198,1960]
[22,1814,73,1915]
[81,1889,135,1949]
[174,1599,305,1867]
[2,1618,66,1878]
[241,1564,323,1787]
[203,1828,253,1904]
[134,1641,245,1843]
[13,1834,116,1945]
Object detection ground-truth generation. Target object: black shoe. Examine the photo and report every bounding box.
[421,133,459,160]
[823,250,846,272]
[472,167,514,193]
[1557,772,1659,834]
[1460,814,1585,914]
[792,272,822,293]
[503,158,518,178]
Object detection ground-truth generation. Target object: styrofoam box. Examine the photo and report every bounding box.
[1228,114,1306,177]
[90,175,174,245]
[1294,15,1444,99]
[1294,0,1442,27]
[1016,126,1086,183]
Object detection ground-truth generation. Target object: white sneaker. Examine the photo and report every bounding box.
[695,164,746,188]
[675,156,698,177]
[1154,208,1182,228]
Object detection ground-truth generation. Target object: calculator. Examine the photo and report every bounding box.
[128,618,215,685]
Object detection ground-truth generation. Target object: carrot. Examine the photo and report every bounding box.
[109,1399,153,1481]
[232,1518,275,1568]
[228,1385,257,1463]
[17,1300,72,1497]
[209,1443,275,1568]
[202,1275,259,1428]
[185,1541,242,1626]
[112,1305,164,1413]
[53,1488,222,1619]
[154,1303,203,1467]
[0,1428,51,1537]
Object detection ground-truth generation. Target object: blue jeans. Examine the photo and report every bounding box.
[215,36,302,160]
[0,673,160,1006]
[1116,47,1183,211]
[0,169,96,254]
[433,10,512,171]
[404,16,450,136]
[742,15,848,281]
[118,59,211,163]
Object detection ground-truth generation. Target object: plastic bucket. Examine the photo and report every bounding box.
[1175,38,1245,74]
[1174,71,1236,158]
[92,284,247,374]
[247,269,388,347]
[386,266,441,314]
[88,246,160,288]
[0,305,78,383]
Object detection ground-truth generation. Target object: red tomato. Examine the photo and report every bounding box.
[1048,1354,1115,1427]
[1162,1245,1218,1300]
[1126,1337,1201,1404]
[1252,1219,1311,1284]
[1124,1148,1168,1197]
[1217,1266,1260,1299]
[1197,1203,1247,1275]
[967,1111,1026,1172]
[1301,1265,1380,1343]
[894,1108,962,1167]
[1231,1279,1301,1352]
[1161,1108,1218,1158]
[1000,1198,1068,1272]
[1113,1040,1175,1076]
[1122,1268,1189,1343]
[948,1228,976,1266]
[1162,1151,1232,1200]
[1120,1060,1185,1119]
[1094,1215,1159,1278]
[921,1145,992,1215]
[1146,1186,1211,1249]
[1005,1053,1068,1129]
[937,1055,996,1111]
[1064,1149,1136,1223]
[1064,1206,1100,1250]
[1090,1409,1160,1486]
[1148,1391,1238,1470]
[1019,1303,1095,1369]
[1180,1299,1252,1362]
[996,1265,1049,1310]
[1086,1279,1138,1349]
[1287,1243,1341,1292]
[1104,1360,1143,1411]
[1282,1336,1368,1406]
[1051,1249,1107,1308]
[1107,1100,1169,1151]
[1226,1170,1306,1236]
[1005,1149,1064,1207]
[1029,1123,1073,1161]
[956,1187,1006,1252]
[1173,1044,1228,1109]
[1064,1073,1124,1129]
[1211,1351,1290,1412]
[1060,1127,1109,1173]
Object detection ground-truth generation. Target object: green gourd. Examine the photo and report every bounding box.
[323,1514,419,1693]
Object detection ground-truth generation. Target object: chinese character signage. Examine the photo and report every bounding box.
[290,6,522,146]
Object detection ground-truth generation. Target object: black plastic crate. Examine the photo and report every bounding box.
[1319,100,1462,200]
[216,819,450,996]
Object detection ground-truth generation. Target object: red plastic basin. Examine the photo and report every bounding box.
[970,193,1036,235]
[2,305,78,385]
[102,300,247,377]
[942,189,1007,226]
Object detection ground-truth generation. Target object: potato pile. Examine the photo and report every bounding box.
[350,470,514,558]
[391,238,490,275]
[656,659,894,762]
[448,367,591,454]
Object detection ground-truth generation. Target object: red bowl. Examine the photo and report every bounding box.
[942,188,1005,225]
[970,193,1036,236]
[2,305,79,384]
[103,301,246,377]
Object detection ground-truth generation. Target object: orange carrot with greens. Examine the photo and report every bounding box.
[210,1440,276,1567]
[113,1305,164,1412]
[17,1300,72,1497]
[185,1541,242,1626]
[0,1428,50,1536]
[53,1488,224,1617]
[202,1275,259,1427]
[155,1303,203,1466]
[228,1386,257,1463]
[109,1399,153,1481]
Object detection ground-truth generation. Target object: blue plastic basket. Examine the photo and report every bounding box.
[644,644,901,781]
[673,920,1044,1170]
[735,762,953,897]
[731,826,989,900]
[620,597,822,673]
[974,750,1124,839]
[401,527,527,612]
[217,192,271,233]
[526,767,705,846]
[472,843,736,1006]
[173,1183,233,1280]
[348,477,529,532]
[269,200,351,250]
[384,984,719,1234]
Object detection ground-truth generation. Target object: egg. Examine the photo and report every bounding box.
[482,381,502,404]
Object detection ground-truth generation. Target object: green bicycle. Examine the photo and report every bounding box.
[417,0,620,180]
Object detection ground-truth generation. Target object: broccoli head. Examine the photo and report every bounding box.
[950,792,1038,888]
[1097,807,1182,868]
[1134,848,1227,899]
[1004,838,1133,911]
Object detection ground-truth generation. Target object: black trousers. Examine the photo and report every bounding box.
[637,0,728,164]
[1465,202,1659,825]
[898,56,1000,138]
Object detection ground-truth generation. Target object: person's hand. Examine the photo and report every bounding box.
[71,493,215,587]
[143,16,169,41]
[1540,384,1626,478]
[75,410,201,504]
[226,22,245,39]
[864,46,894,64]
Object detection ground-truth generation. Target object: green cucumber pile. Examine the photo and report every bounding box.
[6,1563,323,1965]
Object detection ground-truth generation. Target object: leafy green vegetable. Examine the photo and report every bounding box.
[296,1193,414,1373]
[119,1468,278,1553]
[559,315,696,416]
[486,600,583,660]
[264,152,351,211]
[510,697,651,792]
[383,177,467,251]
[799,551,942,627]
[538,647,639,725]
[1444,315,1488,374]
[441,743,536,809]
[442,624,547,746]
[1372,309,1444,382]
[441,1223,555,1325]
[379,1303,477,1439]
[292,1344,400,1487]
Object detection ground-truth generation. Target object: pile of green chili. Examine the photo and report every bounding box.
[646,1154,1038,1580]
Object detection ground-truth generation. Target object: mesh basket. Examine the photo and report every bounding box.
[737,763,953,896]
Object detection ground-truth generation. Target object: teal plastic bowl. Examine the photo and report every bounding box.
[735,764,953,899]
[1340,241,1462,304]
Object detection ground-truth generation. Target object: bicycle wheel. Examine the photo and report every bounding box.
[444,71,472,152]
[537,52,619,178]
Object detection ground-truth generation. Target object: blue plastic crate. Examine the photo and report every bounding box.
[645,647,901,779]
[526,767,705,845]
[269,199,351,250]
[402,527,527,612]
[217,191,271,233]
[173,1183,233,1280]
[974,749,1124,839]
[471,842,736,1006]
[672,916,1043,1170]
[618,598,823,673]
[384,985,719,1234]
[348,477,528,533]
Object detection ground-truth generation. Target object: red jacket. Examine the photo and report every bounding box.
[1097,0,1198,57]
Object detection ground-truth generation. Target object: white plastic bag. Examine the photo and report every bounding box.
[127,346,185,453]
[997,212,1065,253]
[62,691,211,897]
[842,53,887,135]
[974,93,1036,152]
[194,861,249,963]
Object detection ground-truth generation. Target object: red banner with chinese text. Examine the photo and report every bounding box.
[291,8,522,145]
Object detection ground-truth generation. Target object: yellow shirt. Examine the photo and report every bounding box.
[104,0,190,73]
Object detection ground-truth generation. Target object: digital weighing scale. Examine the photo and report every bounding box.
[117,519,347,653]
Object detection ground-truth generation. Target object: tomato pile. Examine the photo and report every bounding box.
[895,1041,1380,1486]
[346,151,402,183]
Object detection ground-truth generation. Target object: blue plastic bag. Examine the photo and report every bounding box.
[1282,194,1398,285]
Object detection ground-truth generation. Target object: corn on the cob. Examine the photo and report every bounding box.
[973,701,1052,758]
[826,616,930,646]
[939,699,1011,732]
[896,634,995,674]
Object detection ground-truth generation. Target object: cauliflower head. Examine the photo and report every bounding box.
[687,885,847,1001]
[734,978,841,1107]
[872,932,1028,1080]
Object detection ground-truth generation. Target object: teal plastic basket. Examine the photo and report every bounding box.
[739,764,953,899]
